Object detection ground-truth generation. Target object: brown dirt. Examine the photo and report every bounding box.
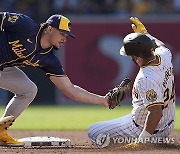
[0,130,180,154]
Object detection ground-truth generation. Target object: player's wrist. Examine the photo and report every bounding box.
[138,129,152,139]
[101,96,109,108]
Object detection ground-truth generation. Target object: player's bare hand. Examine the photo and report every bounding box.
[129,17,148,34]
[102,96,109,108]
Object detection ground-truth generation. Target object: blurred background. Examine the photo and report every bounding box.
[0,0,179,106]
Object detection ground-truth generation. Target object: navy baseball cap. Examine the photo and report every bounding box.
[46,14,75,38]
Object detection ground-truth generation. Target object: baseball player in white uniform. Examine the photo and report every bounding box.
[88,17,176,147]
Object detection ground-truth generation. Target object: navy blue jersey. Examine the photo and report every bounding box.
[0,12,65,77]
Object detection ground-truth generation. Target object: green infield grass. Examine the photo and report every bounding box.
[0,105,179,130]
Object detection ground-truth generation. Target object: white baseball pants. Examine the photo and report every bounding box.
[88,114,174,144]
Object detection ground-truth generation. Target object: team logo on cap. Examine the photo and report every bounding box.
[146,89,157,102]
[8,15,19,23]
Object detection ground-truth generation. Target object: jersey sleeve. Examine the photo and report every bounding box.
[39,53,66,77]
[136,78,164,109]
[155,46,172,60]
[0,12,37,36]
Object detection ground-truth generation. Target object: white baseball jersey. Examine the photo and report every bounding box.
[88,46,175,145]
[132,46,176,130]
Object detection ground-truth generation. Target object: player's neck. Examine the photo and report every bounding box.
[40,30,52,49]
[145,56,156,65]
[141,55,157,67]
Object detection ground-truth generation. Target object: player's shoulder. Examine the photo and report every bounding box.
[155,46,172,59]
[135,75,160,91]
[5,12,34,22]
[136,69,160,86]
[4,12,38,32]
[17,12,36,26]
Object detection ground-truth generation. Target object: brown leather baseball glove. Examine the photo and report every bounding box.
[106,78,131,109]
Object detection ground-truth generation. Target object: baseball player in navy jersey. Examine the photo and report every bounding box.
[0,12,109,146]
[88,17,176,147]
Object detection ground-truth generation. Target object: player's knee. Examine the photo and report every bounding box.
[88,123,99,142]
[88,129,95,143]
[88,126,93,140]
[88,124,110,147]
[16,82,38,100]
[27,82,38,99]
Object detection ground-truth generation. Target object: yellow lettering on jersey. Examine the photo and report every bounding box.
[133,87,139,99]
[23,60,40,67]
[163,67,174,88]
[9,40,26,58]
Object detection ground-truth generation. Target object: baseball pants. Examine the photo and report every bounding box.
[88,113,174,144]
[0,67,37,119]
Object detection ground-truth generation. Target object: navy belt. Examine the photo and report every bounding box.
[133,120,174,134]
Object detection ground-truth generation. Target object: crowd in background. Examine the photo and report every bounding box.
[0,0,180,22]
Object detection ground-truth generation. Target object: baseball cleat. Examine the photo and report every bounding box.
[0,130,24,146]
[123,143,142,149]
[0,116,15,132]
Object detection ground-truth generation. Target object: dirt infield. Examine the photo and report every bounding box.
[0,130,180,154]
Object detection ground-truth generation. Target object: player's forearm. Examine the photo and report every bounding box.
[68,84,107,105]
[144,111,162,134]
[144,106,163,134]
[50,75,108,107]
[146,34,165,47]
[139,106,162,139]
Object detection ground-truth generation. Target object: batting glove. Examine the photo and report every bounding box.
[129,17,148,34]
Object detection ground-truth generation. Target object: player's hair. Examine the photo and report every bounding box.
[40,23,49,30]
[121,33,154,59]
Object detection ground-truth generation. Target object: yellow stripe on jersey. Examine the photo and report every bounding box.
[152,54,161,66]
[1,12,6,30]
[46,73,67,77]
[141,54,161,68]
[40,46,53,55]
[146,102,164,109]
